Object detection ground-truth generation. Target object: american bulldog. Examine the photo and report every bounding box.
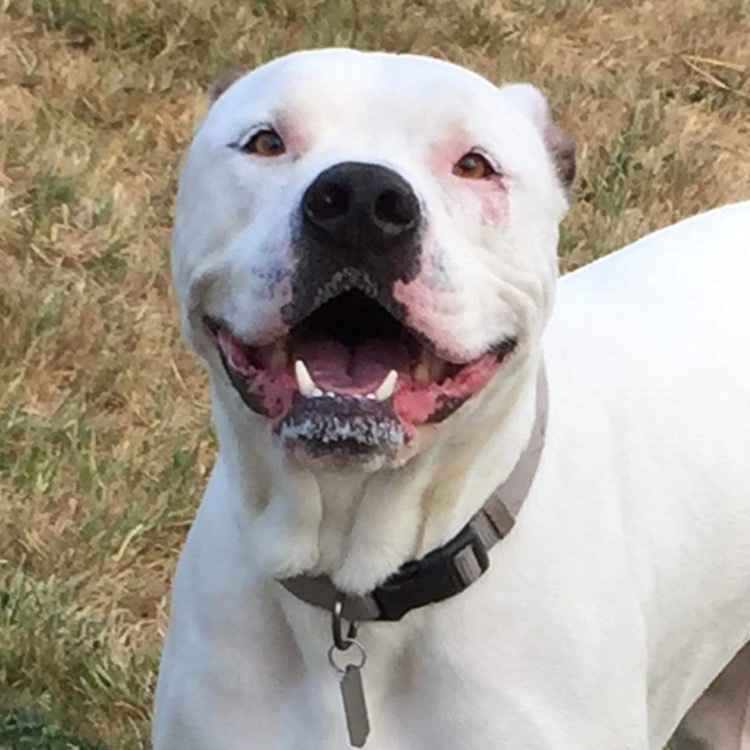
[153,49,750,749]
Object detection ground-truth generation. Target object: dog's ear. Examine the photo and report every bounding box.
[208,70,243,104]
[499,84,576,192]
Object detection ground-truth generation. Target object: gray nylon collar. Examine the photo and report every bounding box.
[280,365,548,622]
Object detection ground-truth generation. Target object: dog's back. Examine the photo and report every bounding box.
[547,201,750,747]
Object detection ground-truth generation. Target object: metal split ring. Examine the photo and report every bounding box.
[328,639,367,674]
[331,596,358,651]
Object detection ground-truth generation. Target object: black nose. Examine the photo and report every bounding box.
[301,162,421,254]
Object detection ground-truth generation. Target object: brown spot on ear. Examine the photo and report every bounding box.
[545,125,576,191]
[209,70,243,103]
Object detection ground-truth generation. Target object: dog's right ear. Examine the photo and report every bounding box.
[208,70,243,104]
[498,84,576,193]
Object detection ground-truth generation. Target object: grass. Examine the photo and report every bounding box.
[0,712,102,749]
[1,0,748,746]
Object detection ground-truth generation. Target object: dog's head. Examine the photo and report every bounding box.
[173,49,573,470]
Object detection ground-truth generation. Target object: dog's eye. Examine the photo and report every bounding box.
[242,129,286,157]
[453,152,495,180]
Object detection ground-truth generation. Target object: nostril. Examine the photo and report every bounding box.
[374,189,418,233]
[305,183,349,221]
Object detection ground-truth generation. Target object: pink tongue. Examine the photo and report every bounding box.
[294,337,410,392]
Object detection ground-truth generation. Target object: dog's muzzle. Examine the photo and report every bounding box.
[205,162,517,462]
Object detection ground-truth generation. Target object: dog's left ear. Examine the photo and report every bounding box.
[499,84,576,191]
[208,70,244,104]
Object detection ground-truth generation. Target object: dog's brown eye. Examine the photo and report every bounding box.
[453,152,495,180]
[243,129,286,157]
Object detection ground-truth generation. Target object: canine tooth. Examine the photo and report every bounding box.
[294,360,317,397]
[374,370,398,402]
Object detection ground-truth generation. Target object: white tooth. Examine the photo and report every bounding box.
[312,387,323,397]
[374,370,398,402]
[325,391,336,398]
[366,393,377,400]
[294,360,317,397]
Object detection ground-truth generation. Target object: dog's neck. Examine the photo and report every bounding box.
[210,355,542,594]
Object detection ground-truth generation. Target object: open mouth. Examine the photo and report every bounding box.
[207,290,515,458]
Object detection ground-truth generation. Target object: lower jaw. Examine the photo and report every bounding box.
[221,372,502,470]
[278,391,407,462]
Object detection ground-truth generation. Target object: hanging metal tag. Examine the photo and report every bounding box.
[329,596,370,747]
[339,662,370,747]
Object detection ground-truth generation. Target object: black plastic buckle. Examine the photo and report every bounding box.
[372,524,491,621]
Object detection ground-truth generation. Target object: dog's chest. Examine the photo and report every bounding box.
[176,564,645,750]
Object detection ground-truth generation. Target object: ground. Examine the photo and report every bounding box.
[0,0,748,747]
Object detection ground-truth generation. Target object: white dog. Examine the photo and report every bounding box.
[153,49,750,750]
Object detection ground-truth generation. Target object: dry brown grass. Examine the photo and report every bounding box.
[1,0,748,746]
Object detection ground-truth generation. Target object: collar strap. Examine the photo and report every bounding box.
[280,365,548,622]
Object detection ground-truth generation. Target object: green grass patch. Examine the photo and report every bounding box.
[0,712,102,750]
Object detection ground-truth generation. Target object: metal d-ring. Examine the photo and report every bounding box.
[332,595,358,651]
[328,639,367,674]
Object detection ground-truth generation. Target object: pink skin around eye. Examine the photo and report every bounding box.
[428,139,507,226]
[274,112,311,156]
